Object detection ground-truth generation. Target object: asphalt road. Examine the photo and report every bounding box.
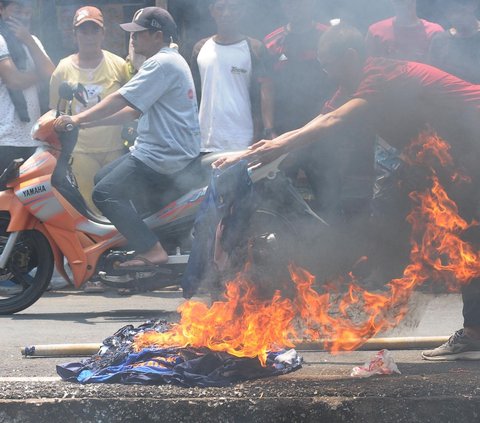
[2,285,479,423]
[0,286,464,377]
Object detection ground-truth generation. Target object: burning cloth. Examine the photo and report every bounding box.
[57,320,302,387]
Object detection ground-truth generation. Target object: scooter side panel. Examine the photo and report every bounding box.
[144,187,207,229]
[41,223,90,288]
[15,177,73,228]
[16,148,56,185]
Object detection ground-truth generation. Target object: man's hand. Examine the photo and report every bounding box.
[212,138,287,169]
[54,115,79,132]
[6,16,33,44]
[212,150,247,169]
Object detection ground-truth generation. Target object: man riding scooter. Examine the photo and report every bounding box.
[55,7,200,271]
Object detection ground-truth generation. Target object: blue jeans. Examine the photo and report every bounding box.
[93,153,175,254]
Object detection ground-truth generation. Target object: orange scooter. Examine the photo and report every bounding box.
[0,83,214,314]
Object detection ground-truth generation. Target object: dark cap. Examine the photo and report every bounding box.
[120,7,177,37]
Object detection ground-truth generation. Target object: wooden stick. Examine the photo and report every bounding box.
[297,336,449,351]
[21,336,449,358]
[21,343,102,357]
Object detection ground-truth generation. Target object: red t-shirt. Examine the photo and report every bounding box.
[263,23,334,134]
[366,17,444,62]
[325,57,480,171]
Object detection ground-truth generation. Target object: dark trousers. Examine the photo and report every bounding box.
[0,146,36,174]
[93,153,176,254]
[463,279,480,327]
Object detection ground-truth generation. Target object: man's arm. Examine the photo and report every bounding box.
[81,106,141,128]
[55,92,134,130]
[260,78,275,139]
[190,39,206,104]
[214,98,371,168]
[7,17,54,79]
[0,57,38,90]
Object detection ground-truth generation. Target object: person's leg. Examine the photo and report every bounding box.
[71,151,103,213]
[462,278,480,338]
[92,154,169,265]
[93,152,130,186]
[422,190,480,360]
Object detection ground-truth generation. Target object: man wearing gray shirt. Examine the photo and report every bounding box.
[55,7,200,268]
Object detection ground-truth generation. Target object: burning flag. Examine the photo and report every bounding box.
[58,131,480,385]
[134,131,480,364]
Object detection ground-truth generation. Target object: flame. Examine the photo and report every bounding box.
[135,278,297,366]
[134,131,480,365]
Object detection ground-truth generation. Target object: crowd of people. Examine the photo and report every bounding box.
[1,0,480,360]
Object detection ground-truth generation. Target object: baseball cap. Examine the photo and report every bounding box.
[73,6,104,28]
[120,7,177,38]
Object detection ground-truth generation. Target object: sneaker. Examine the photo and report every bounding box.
[0,280,23,295]
[422,329,480,361]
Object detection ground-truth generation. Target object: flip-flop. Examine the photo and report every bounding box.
[116,256,165,272]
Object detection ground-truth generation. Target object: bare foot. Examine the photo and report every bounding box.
[119,242,169,268]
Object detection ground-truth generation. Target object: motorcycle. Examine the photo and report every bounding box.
[0,83,327,314]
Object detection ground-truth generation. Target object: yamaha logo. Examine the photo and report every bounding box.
[22,185,47,198]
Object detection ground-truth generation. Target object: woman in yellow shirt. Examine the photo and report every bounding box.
[50,6,129,212]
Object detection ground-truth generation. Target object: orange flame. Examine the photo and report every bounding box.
[134,131,480,365]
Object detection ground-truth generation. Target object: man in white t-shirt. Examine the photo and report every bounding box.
[190,0,274,153]
[0,0,54,172]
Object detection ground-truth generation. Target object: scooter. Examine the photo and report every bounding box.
[0,83,327,314]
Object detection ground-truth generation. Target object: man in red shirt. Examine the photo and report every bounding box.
[263,0,332,136]
[214,24,480,361]
[262,0,338,214]
[366,0,443,62]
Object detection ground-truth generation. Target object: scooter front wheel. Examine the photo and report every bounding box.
[0,225,54,314]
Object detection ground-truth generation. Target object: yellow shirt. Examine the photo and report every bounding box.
[50,50,130,153]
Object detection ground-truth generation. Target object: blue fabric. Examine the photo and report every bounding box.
[56,320,302,387]
[181,160,254,298]
[57,348,301,387]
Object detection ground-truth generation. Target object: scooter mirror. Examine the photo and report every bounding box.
[59,82,74,101]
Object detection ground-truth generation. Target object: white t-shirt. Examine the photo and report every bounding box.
[197,38,253,152]
[0,34,44,147]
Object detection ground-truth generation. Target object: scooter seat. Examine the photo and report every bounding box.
[136,152,245,216]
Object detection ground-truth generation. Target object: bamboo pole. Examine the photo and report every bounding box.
[297,336,449,351]
[21,336,449,358]
[21,343,102,357]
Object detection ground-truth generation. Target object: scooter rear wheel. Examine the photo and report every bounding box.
[0,223,54,314]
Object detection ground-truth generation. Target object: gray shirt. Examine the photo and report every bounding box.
[119,47,200,174]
